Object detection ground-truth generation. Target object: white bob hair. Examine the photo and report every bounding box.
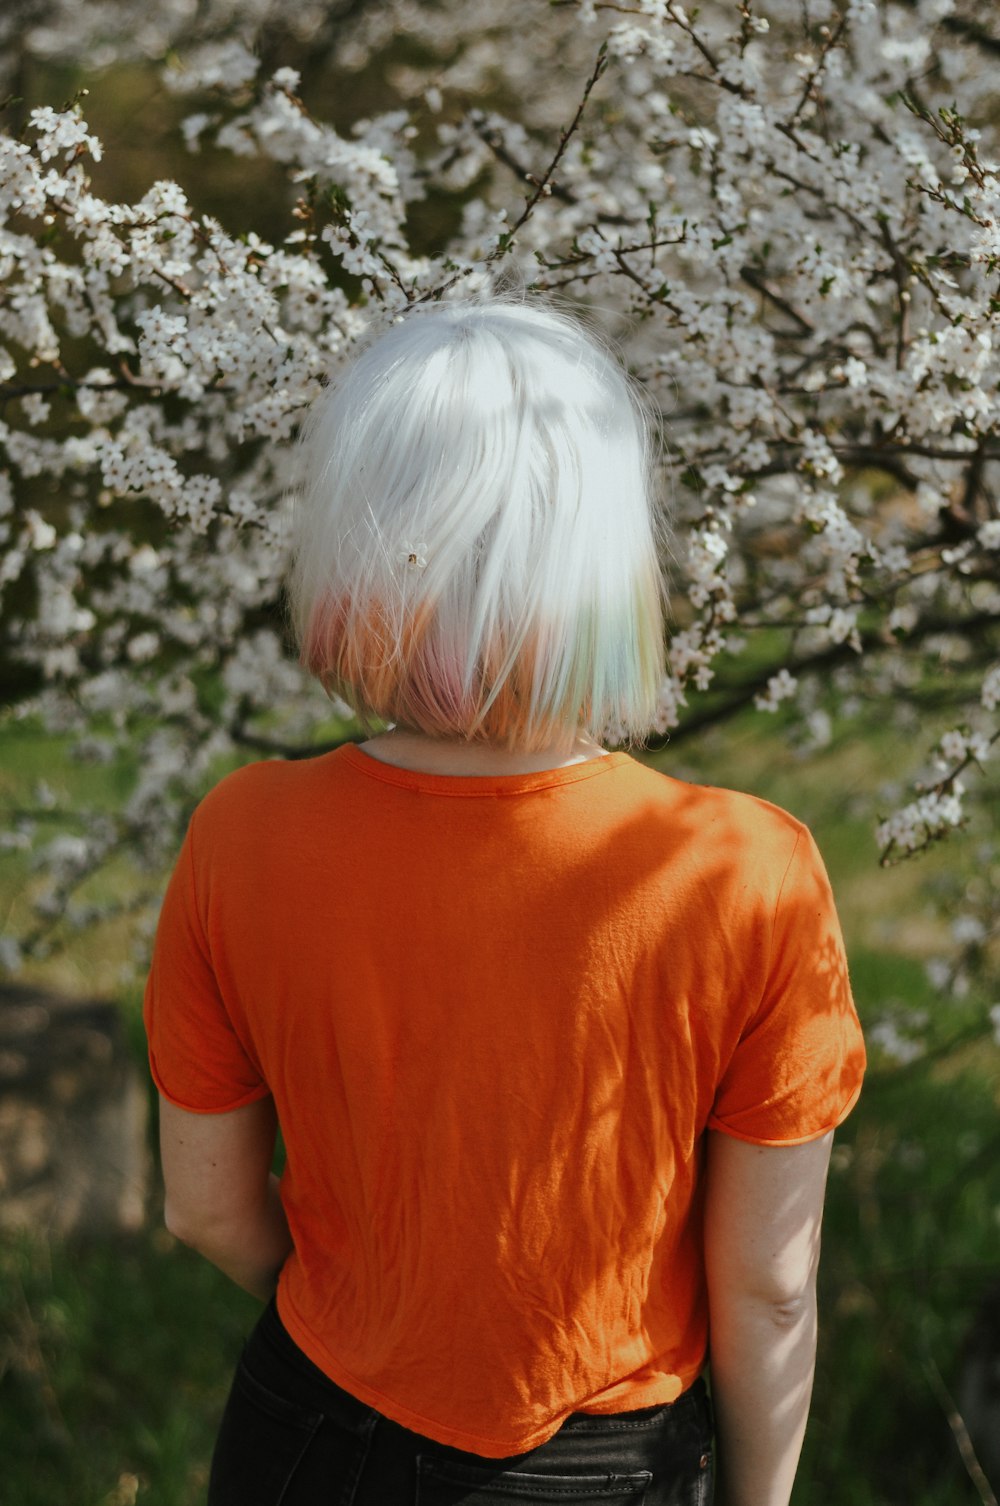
[287,293,668,751]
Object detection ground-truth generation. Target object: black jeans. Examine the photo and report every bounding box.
[208,1300,714,1505]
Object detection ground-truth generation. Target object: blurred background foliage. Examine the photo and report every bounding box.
[1,11,999,1506]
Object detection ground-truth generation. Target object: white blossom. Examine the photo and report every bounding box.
[876,784,967,855]
[981,666,1000,712]
[869,1018,925,1065]
[755,669,799,713]
[28,105,103,163]
[1,0,1000,969]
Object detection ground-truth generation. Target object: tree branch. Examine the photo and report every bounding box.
[229,723,365,760]
[921,1350,998,1506]
[739,265,816,333]
[645,608,1000,753]
[941,10,1000,59]
[503,43,610,243]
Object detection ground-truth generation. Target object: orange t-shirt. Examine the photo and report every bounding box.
[144,745,865,1456]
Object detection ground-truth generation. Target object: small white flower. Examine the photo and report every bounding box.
[827,607,857,645]
[939,729,968,763]
[272,68,301,93]
[181,112,214,153]
[877,784,967,855]
[966,732,992,764]
[888,605,917,635]
[25,511,57,550]
[981,665,1000,712]
[399,542,428,569]
[755,668,798,713]
[952,914,986,945]
[843,357,868,388]
[127,632,161,663]
[0,935,22,973]
[925,959,951,992]
[21,393,50,426]
[869,1018,924,1066]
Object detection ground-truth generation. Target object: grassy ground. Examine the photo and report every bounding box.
[1,705,998,1505]
[0,1225,257,1506]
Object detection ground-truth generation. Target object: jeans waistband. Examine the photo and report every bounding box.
[255,1297,708,1448]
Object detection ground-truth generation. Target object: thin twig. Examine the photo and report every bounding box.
[739,265,815,333]
[921,1351,998,1506]
[876,216,912,370]
[940,10,1000,58]
[787,11,849,129]
[229,724,364,760]
[472,114,633,228]
[0,374,204,401]
[503,43,610,243]
[646,606,1000,754]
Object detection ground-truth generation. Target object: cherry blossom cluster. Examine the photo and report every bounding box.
[1,0,999,978]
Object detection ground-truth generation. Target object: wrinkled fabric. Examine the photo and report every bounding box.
[145,745,865,1457]
[208,1298,716,1505]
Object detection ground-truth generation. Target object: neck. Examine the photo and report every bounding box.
[358,728,610,777]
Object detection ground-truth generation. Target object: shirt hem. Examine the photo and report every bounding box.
[706,1074,864,1147]
[572,1363,704,1416]
[148,1050,271,1115]
[275,1286,695,1458]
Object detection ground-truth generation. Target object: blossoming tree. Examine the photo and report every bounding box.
[1,0,999,1005]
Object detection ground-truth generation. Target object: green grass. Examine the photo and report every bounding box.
[0,1220,259,1506]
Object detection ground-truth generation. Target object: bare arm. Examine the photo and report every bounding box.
[158,1093,293,1301]
[704,1130,834,1506]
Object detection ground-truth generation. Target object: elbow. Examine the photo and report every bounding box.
[709,1241,821,1329]
[734,1283,818,1335]
[164,1197,209,1250]
[709,1273,819,1333]
[760,1290,815,1331]
[163,1197,191,1245]
[163,1195,249,1258]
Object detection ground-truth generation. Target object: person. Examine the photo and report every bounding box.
[144,293,866,1506]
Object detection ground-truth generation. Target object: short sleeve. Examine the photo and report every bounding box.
[707,825,866,1146]
[143,816,269,1114]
